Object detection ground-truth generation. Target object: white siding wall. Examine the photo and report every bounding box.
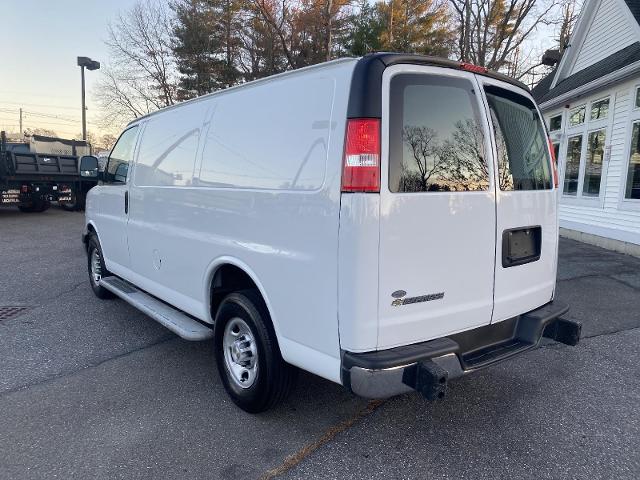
[546,78,640,246]
[571,0,638,74]
[603,85,631,209]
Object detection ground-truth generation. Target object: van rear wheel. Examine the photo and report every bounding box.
[214,290,296,413]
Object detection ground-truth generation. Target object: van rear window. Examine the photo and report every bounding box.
[485,86,552,191]
[389,74,489,193]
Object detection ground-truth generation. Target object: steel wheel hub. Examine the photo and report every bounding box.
[90,249,102,284]
[223,317,258,389]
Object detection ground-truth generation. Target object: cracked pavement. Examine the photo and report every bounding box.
[1,207,639,479]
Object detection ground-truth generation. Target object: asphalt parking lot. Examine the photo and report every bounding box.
[1,207,639,479]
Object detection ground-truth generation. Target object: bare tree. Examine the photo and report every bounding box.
[520,0,581,86]
[557,0,580,53]
[95,0,177,128]
[251,0,352,69]
[95,67,163,128]
[439,118,489,191]
[24,128,58,137]
[449,0,562,75]
[402,125,445,190]
[80,132,119,152]
[252,0,298,69]
[236,2,289,80]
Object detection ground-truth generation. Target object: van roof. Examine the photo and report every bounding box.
[127,53,528,127]
[127,57,357,127]
[347,53,530,119]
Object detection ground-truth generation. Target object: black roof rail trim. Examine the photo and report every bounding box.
[346,53,529,119]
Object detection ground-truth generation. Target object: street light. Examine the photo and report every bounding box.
[77,56,100,142]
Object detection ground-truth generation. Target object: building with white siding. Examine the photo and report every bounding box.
[532,0,640,255]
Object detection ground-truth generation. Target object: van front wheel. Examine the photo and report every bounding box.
[214,290,296,413]
[87,235,115,299]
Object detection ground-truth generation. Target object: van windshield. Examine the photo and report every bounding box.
[485,85,552,191]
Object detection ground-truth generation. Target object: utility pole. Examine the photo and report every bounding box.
[19,108,23,138]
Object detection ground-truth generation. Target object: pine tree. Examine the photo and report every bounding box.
[340,0,385,56]
[172,0,221,99]
[172,0,242,99]
[379,0,453,56]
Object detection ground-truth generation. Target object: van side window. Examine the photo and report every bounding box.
[135,106,202,187]
[485,86,552,191]
[198,77,333,190]
[105,126,138,184]
[389,74,489,193]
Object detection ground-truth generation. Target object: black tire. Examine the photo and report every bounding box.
[214,290,296,413]
[61,196,77,211]
[61,192,84,211]
[87,234,115,299]
[36,200,51,212]
[18,199,49,213]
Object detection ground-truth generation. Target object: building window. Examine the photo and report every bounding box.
[549,114,562,131]
[635,87,640,109]
[590,98,609,120]
[564,135,582,196]
[626,121,640,200]
[569,105,586,126]
[582,129,606,196]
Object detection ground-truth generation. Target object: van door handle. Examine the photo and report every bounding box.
[124,190,129,214]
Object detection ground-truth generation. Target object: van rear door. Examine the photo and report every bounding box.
[377,65,497,349]
[478,77,558,322]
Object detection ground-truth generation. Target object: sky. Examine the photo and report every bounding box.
[0,0,137,139]
[0,0,563,141]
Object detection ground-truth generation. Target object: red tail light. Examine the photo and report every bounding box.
[548,138,559,188]
[460,62,488,74]
[342,118,380,192]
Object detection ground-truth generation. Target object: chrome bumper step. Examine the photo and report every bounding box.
[343,301,580,400]
[100,276,214,341]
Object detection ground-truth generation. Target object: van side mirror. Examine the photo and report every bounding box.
[80,155,99,178]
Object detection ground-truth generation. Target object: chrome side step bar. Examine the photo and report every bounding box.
[100,276,214,341]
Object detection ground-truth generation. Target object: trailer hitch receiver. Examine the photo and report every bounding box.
[543,318,582,346]
[402,359,448,401]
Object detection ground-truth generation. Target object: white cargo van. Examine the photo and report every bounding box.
[81,54,581,413]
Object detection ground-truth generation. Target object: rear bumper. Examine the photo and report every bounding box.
[342,301,579,400]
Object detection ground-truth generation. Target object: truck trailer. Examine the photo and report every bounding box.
[0,131,98,212]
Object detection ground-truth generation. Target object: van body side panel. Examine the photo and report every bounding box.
[125,61,355,382]
[337,194,380,352]
[98,125,143,275]
[126,100,210,319]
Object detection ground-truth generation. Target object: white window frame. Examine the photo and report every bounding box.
[581,127,608,198]
[548,112,564,133]
[589,95,610,121]
[568,103,587,127]
[633,85,640,111]
[561,133,582,197]
[560,95,613,206]
[618,85,640,211]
